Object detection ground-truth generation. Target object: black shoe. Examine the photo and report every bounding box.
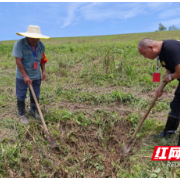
[154,115,179,139]
[154,130,175,138]
[17,100,29,124]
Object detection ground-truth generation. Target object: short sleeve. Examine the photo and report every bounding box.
[164,44,180,68]
[40,41,45,53]
[12,40,23,58]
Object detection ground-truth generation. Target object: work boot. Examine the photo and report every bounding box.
[154,115,179,138]
[17,100,29,124]
[30,96,41,120]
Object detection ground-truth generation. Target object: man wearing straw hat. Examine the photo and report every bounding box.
[12,25,50,124]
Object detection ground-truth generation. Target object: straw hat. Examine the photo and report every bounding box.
[16,25,50,39]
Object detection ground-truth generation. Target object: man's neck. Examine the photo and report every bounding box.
[157,41,163,55]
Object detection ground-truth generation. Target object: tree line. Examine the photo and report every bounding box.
[157,23,179,31]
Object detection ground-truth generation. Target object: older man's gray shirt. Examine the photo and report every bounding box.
[12,37,45,80]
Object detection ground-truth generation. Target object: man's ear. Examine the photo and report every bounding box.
[148,45,153,50]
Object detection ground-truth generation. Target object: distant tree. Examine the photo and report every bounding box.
[169,25,178,31]
[158,23,167,31]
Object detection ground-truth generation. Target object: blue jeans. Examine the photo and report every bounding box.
[169,81,180,118]
[16,78,41,100]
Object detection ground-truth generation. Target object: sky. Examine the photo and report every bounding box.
[1,1,180,41]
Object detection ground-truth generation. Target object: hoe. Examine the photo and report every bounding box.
[121,81,167,156]
[29,84,58,149]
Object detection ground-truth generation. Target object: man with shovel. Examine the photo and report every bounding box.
[138,38,180,145]
[12,25,50,124]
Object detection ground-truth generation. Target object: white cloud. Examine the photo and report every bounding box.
[15,2,176,29]
[60,2,146,27]
[79,2,146,21]
[59,2,175,28]
[61,2,84,28]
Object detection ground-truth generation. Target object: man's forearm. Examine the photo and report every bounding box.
[170,72,180,80]
[165,69,171,76]
[168,64,180,80]
[16,60,28,78]
[41,63,45,72]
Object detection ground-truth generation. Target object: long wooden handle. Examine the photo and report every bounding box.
[29,84,49,133]
[131,81,167,140]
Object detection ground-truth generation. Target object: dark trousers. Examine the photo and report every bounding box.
[169,81,180,118]
[16,78,41,100]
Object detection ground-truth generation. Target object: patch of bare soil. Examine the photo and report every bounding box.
[70,63,83,74]
[148,111,169,122]
[50,101,132,118]
[49,119,133,178]
[0,128,17,143]
[145,91,174,100]
[62,84,132,95]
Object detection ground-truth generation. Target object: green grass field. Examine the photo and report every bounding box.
[0,30,180,177]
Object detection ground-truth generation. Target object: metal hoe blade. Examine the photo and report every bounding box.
[45,131,59,149]
[121,139,133,156]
